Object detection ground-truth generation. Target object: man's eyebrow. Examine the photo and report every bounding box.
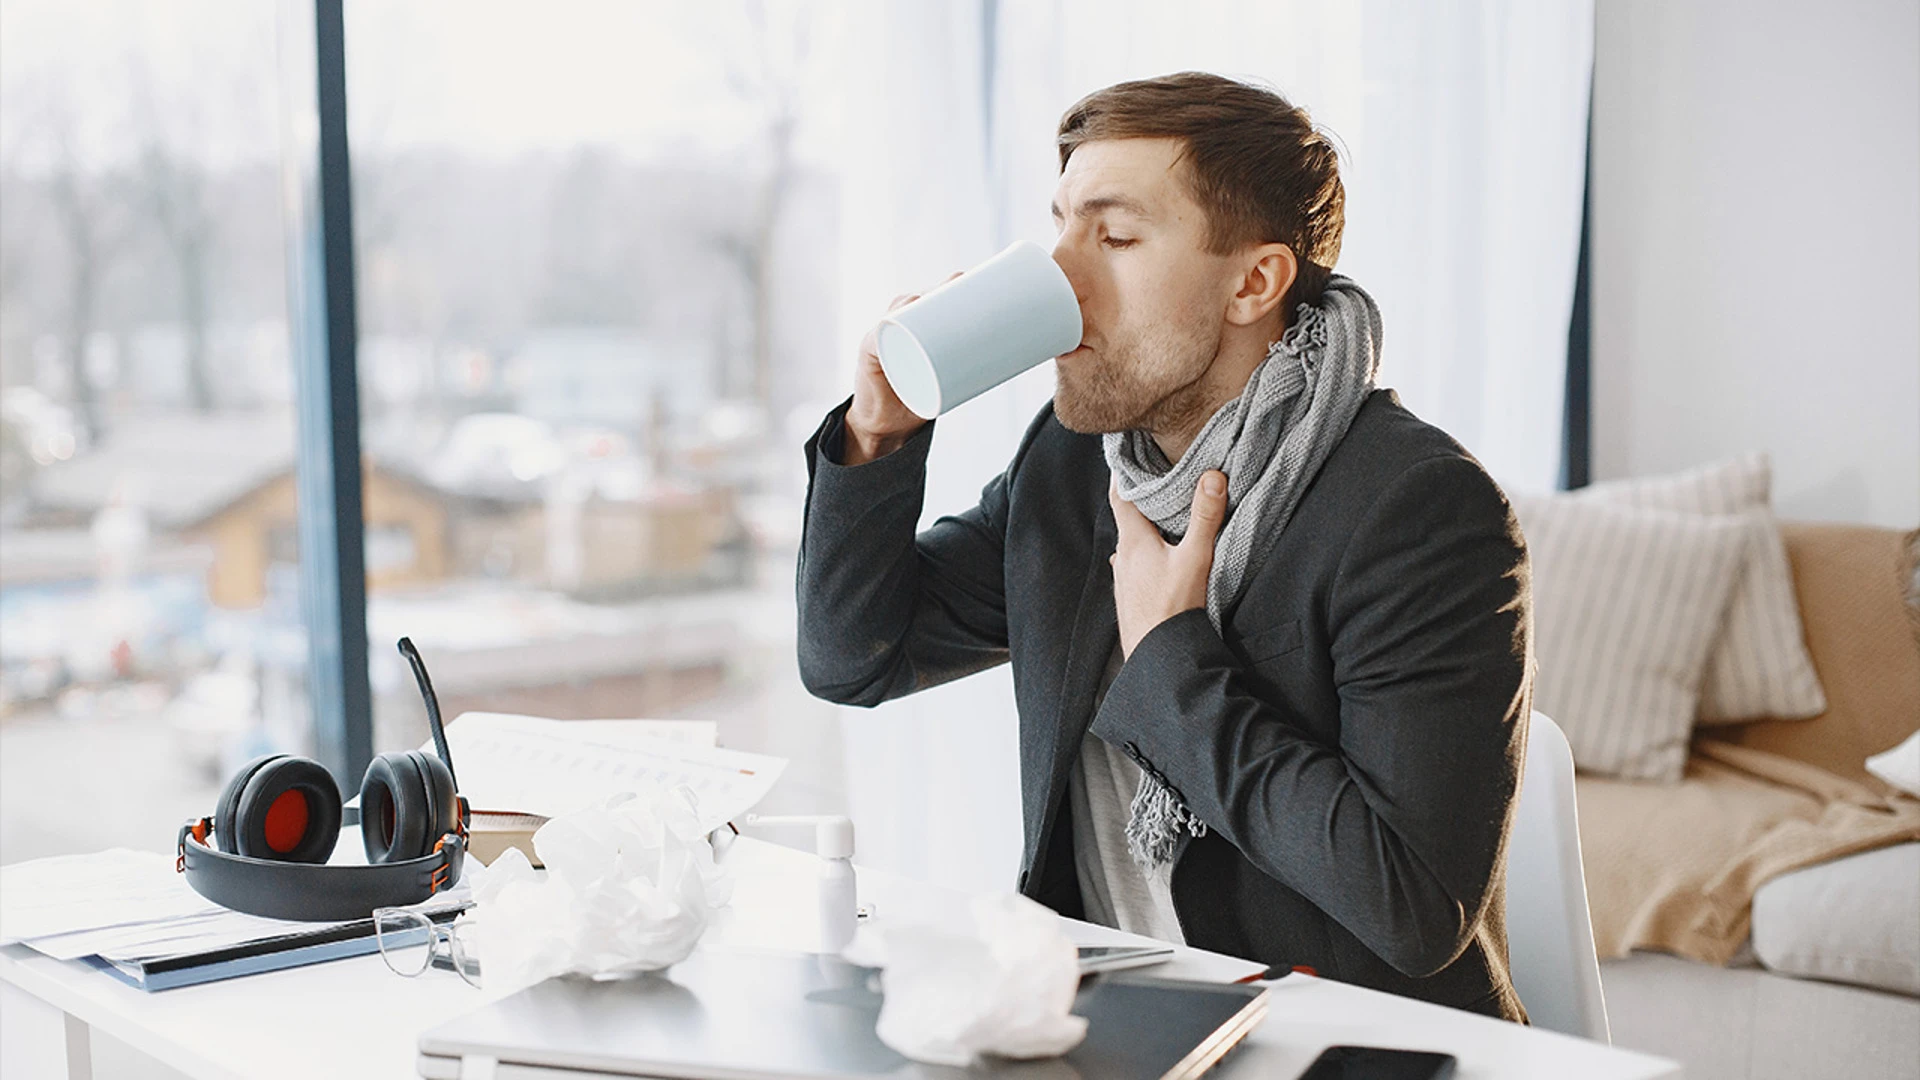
[1050,194,1153,222]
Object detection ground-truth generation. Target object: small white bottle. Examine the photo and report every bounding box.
[812,817,857,953]
[741,814,858,953]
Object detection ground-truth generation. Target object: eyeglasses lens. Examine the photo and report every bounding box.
[374,909,434,977]
[447,922,482,987]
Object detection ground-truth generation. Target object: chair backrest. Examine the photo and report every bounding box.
[1504,711,1611,1043]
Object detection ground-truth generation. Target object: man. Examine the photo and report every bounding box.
[796,72,1532,1023]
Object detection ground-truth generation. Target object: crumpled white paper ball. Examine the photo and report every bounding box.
[852,892,1088,1067]
[460,786,731,996]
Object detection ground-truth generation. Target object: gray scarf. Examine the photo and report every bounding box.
[1103,275,1382,868]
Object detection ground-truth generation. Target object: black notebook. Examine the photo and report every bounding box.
[1068,975,1272,1080]
[417,949,1270,1079]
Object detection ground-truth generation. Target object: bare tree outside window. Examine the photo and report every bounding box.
[704,0,812,412]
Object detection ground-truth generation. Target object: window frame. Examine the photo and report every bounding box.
[286,0,373,796]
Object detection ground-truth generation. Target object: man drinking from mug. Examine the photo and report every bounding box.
[795,72,1533,1023]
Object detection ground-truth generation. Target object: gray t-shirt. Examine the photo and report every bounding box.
[1067,645,1185,944]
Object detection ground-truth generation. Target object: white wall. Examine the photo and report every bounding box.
[1592,0,1920,528]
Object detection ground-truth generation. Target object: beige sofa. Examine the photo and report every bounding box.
[1575,524,1920,1080]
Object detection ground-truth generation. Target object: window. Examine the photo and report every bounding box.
[0,0,855,866]
[0,0,307,861]
[341,2,850,814]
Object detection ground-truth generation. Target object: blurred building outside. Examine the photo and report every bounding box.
[0,0,852,866]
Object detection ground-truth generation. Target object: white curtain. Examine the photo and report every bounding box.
[834,0,1037,895]
[834,0,1593,892]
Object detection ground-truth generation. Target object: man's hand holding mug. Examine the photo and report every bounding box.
[844,242,1082,465]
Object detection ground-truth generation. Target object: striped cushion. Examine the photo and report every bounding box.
[1577,454,1827,722]
[1515,497,1752,780]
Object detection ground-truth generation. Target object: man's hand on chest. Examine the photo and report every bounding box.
[1108,470,1227,659]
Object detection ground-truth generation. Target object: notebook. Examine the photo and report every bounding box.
[417,948,1269,1079]
[88,904,468,992]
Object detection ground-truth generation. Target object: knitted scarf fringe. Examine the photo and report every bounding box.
[1124,773,1209,868]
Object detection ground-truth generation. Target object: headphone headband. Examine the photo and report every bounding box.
[177,816,466,922]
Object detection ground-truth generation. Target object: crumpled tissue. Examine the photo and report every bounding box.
[845,892,1088,1067]
[460,787,731,996]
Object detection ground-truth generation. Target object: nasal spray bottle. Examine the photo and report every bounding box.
[739,814,857,952]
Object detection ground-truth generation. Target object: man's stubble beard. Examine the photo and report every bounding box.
[1053,309,1224,441]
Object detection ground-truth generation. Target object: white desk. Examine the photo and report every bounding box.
[1,838,1679,1079]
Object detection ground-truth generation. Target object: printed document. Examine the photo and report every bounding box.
[434,712,785,832]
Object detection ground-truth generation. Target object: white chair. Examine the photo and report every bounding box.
[1504,711,1612,1043]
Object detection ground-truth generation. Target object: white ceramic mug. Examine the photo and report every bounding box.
[875,240,1083,419]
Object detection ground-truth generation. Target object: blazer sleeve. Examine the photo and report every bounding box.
[795,399,1037,707]
[1090,453,1532,978]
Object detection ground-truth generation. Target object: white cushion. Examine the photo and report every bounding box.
[1513,497,1750,781]
[1578,454,1826,723]
[1751,843,1920,997]
[1867,731,1920,798]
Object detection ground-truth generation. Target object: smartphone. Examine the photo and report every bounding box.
[1296,1045,1457,1079]
[1075,943,1175,975]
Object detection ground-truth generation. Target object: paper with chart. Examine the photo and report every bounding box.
[434,712,786,832]
[0,849,221,945]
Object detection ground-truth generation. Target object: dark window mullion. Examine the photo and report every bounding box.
[283,0,372,797]
[1561,69,1594,492]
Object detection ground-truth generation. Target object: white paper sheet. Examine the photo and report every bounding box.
[25,910,235,962]
[435,712,785,832]
[0,850,222,945]
[440,713,718,749]
[25,900,360,964]
[5,843,469,960]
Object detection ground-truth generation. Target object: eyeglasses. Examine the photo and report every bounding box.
[373,907,481,987]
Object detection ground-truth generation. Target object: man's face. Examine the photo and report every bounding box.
[1049,137,1239,435]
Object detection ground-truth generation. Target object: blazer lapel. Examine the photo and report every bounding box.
[1036,500,1121,839]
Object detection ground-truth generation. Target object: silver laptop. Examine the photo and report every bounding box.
[417,947,1269,1079]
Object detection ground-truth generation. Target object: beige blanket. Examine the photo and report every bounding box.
[1576,739,1920,964]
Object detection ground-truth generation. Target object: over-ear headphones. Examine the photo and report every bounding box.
[177,638,470,922]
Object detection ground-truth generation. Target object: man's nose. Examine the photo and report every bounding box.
[1051,241,1091,307]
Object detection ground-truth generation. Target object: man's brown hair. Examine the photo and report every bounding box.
[1057,71,1344,310]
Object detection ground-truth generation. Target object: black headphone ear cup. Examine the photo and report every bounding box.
[412,751,457,840]
[360,752,432,863]
[215,754,284,855]
[231,756,342,864]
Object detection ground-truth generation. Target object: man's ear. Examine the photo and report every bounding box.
[1224,243,1298,327]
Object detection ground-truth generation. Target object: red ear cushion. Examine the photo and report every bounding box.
[359,752,432,863]
[232,756,342,864]
[215,755,286,855]
[262,789,311,854]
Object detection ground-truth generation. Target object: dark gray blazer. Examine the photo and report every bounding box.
[796,389,1532,1023]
